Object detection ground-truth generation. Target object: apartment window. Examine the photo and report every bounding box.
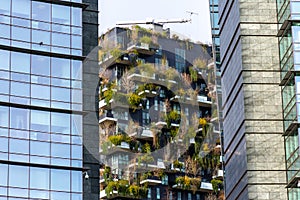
[142,112,150,125]
[169,192,173,200]
[160,90,166,99]
[175,48,185,73]
[156,188,160,199]
[155,58,162,69]
[188,193,192,200]
[177,191,182,200]
[162,175,168,185]
[173,104,180,113]
[147,188,151,199]
[154,99,158,111]
[196,194,200,200]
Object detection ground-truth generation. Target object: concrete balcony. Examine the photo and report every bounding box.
[99,112,117,124]
[140,176,162,185]
[200,182,213,191]
[127,42,157,55]
[138,89,157,97]
[99,99,113,109]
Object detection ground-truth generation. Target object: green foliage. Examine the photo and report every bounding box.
[193,58,207,69]
[173,160,184,169]
[142,142,151,153]
[139,36,152,44]
[127,93,142,109]
[189,66,198,82]
[103,88,114,104]
[103,166,111,182]
[105,181,117,198]
[108,134,130,146]
[211,179,223,193]
[176,176,201,190]
[105,180,147,198]
[110,47,123,58]
[170,128,178,138]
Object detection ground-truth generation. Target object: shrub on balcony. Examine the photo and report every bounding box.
[173,160,184,169]
[127,93,142,110]
[211,179,223,193]
[108,134,130,146]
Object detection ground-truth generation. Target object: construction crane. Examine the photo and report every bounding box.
[116,18,191,26]
[116,11,198,27]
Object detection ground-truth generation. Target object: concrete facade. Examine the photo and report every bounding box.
[82,0,99,199]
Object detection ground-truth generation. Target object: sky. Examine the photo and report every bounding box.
[99,0,212,44]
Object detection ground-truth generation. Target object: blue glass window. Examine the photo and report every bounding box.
[72,115,82,136]
[32,30,51,45]
[30,131,50,141]
[51,78,70,87]
[9,165,29,188]
[12,0,30,18]
[11,81,30,97]
[0,164,8,186]
[0,80,9,96]
[0,0,11,15]
[10,129,29,139]
[0,137,8,152]
[8,187,28,198]
[30,189,49,199]
[72,193,82,200]
[72,171,82,192]
[51,191,71,200]
[72,60,82,80]
[0,24,10,39]
[10,107,29,130]
[51,113,70,134]
[51,134,70,143]
[72,7,82,26]
[72,89,82,104]
[51,143,70,158]
[72,35,82,49]
[52,4,70,25]
[32,1,51,22]
[52,87,70,102]
[31,84,50,100]
[0,50,10,70]
[52,32,71,48]
[10,138,29,154]
[0,106,9,127]
[52,58,70,78]
[51,169,71,191]
[12,26,30,42]
[30,167,49,189]
[31,55,50,76]
[11,72,30,82]
[11,52,30,73]
[30,110,50,132]
[72,145,82,159]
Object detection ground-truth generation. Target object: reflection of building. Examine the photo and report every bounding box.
[0,0,98,200]
[98,26,223,200]
[209,1,287,200]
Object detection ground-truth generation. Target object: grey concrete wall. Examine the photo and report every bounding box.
[82,0,99,199]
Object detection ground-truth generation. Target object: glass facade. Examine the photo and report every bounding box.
[0,0,82,56]
[0,0,84,199]
[278,0,300,199]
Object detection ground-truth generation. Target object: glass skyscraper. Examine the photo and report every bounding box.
[210,0,287,199]
[277,0,300,199]
[0,0,98,199]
